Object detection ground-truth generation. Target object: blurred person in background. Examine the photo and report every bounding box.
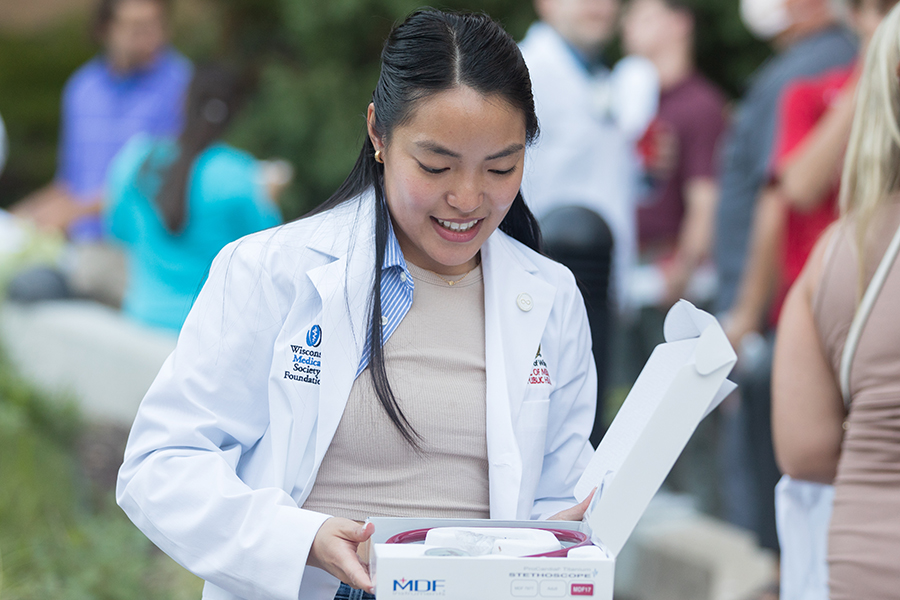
[9,0,190,306]
[105,64,282,332]
[773,5,900,596]
[713,0,855,557]
[621,0,728,513]
[519,0,659,446]
[623,0,725,315]
[730,0,896,350]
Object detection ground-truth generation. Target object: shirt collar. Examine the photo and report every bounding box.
[102,46,172,82]
[382,216,409,273]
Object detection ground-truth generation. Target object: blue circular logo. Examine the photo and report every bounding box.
[306,324,322,348]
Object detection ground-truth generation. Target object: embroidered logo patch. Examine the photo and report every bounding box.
[285,325,323,385]
[528,345,552,386]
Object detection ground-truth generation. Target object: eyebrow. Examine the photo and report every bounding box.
[415,141,525,161]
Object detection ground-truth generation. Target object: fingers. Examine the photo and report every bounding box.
[351,521,375,543]
[548,488,596,521]
[343,554,374,593]
[336,522,375,593]
[308,518,376,594]
[579,488,597,512]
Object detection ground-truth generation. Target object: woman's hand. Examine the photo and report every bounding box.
[547,489,596,521]
[307,518,375,594]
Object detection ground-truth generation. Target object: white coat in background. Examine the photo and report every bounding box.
[116,192,597,600]
[519,22,659,311]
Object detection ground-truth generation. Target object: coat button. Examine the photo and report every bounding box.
[517,293,533,312]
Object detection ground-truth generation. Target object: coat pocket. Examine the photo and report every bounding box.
[515,397,551,502]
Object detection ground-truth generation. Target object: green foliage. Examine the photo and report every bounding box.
[687,0,772,97]
[0,350,203,599]
[0,346,81,447]
[0,17,96,207]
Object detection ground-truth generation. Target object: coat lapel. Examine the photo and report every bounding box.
[482,234,555,519]
[301,198,378,481]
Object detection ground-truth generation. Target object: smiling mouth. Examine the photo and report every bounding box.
[436,218,479,232]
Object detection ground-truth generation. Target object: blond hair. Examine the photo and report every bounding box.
[839,2,900,294]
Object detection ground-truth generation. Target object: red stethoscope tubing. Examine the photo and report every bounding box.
[385,527,593,558]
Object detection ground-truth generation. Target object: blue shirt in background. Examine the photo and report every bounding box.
[105,136,283,331]
[58,48,191,242]
[714,26,856,313]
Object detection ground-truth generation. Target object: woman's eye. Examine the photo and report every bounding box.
[418,162,449,175]
[490,166,518,176]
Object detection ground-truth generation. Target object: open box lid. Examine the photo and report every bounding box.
[573,300,737,557]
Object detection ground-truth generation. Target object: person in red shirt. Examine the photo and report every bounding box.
[768,66,855,323]
[727,0,893,343]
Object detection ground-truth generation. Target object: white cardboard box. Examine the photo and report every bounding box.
[370,300,737,599]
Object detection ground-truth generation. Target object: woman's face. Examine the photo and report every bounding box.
[368,86,527,276]
[105,0,169,73]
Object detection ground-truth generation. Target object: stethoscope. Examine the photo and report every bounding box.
[385,527,593,558]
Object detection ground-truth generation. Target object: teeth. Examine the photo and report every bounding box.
[438,219,478,232]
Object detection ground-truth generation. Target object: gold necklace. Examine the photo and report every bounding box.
[428,256,481,286]
[433,266,476,286]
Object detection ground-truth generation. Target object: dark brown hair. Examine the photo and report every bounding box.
[140,64,246,233]
[92,0,172,43]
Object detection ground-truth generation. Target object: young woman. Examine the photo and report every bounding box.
[773,3,900,598]
[116,10,597,600]
[105,64,282,331]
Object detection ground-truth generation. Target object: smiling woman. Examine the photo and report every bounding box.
[372,86,527,276]
[116,10,598,600]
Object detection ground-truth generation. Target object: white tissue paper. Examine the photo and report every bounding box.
[423,527,562,557]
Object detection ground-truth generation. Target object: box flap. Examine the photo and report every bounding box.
[663,300,717,343]
[574,301,736,557]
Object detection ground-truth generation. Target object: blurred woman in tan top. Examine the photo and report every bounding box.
[773,4,900,598]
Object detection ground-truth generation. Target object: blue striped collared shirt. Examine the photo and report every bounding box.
[356,221,414,377]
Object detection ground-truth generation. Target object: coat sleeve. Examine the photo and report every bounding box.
[116,234,331,600]
[532,270,597,519]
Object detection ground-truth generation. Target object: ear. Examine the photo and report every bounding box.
[366,103,385,153]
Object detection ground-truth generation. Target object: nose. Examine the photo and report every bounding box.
[446,175,484,214]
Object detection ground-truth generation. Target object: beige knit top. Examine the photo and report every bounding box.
[812,204,900,599]
[302,261,490,520]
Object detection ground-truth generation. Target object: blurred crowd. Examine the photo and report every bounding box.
[2,0,900,597]
[3,0,287,330]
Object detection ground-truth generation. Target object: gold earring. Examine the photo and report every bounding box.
[374,149,384,163]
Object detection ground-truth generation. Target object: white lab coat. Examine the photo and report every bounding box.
[116,192,597,600]
[520,22,659,310]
